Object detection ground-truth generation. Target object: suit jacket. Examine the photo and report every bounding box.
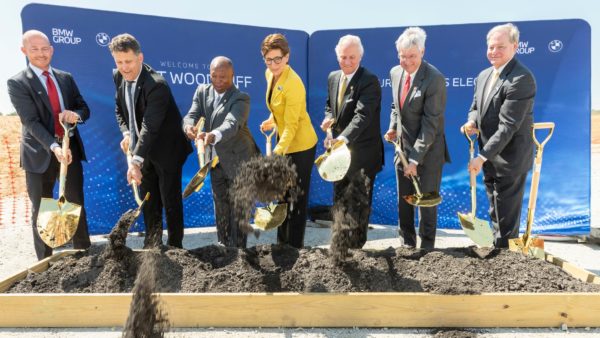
[8,66,89,174]
[114,64,192,169]
[325,66,383,176]
[389,61,450,168]
[265,65,317,155]
[468,57,536,177]
[183,84,260,179]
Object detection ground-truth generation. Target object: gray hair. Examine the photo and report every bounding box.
[487,23,520,44]
[22,30,50,46]
[335,35,364,57]
[395,27,427,52]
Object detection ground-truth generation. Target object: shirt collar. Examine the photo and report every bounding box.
[30,64,54,78]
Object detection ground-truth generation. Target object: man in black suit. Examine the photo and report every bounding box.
[384,27,450,249]
[462,23,536,248]
[182,56,260,248]
[7,30,91,260]
[109,33,192,248]
[321,34,384,248]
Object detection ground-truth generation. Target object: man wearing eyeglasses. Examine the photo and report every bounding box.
[384,27,450,249]
[320,34,384,249]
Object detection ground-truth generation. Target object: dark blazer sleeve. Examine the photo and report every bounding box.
[183,84,208,132]
[324,72,335,121]
[59,71,90,123]
[339,72,382,143]
[214,91,250,143]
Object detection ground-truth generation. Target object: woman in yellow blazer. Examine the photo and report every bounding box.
[260,33,318,248]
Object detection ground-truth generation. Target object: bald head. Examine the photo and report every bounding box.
[21,29,53,71]
[210,56,234,93]
[22,30,50,47]
[210,56,233,72]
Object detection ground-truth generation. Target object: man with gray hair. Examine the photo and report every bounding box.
[384,26,450,249]
[321,34,383,248]
[461,23,536,248]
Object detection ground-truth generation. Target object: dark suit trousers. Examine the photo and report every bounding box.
[211,163,247,248]
[140,159,184,248]
[333,167,376,249]
[26,138,90,260]
[483,172,527,248]
[278,145,316,248]
[396,162,443,249]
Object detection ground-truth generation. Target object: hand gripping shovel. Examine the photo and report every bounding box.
[37,122,81,248]
[182,117,219,199]
[509,122,555,259]
[385,137,441,207]
[314,124,351,182]
[457,131,494,247]
[253,127,288,231]
[117,149,150,229]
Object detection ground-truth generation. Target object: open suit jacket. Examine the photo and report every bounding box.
[468,57,535,177]
[114,64,191,169]
[389,61,450,170]
[8,67,89,173]
[325,66,383,177]
[182,84,260,180]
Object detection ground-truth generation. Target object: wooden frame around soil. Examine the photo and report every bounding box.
[0,249,599,328]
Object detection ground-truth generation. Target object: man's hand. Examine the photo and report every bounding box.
[59,110,81,124]
[468,157,484,175]
[120,135,130,154]
[203,132,216,145]
[404,162,417,178]
[260,119,275,132]
[323,134,333,149]
[52,146,72,165]
[185,125,197,140]
[384,129,397,142]
[461,121,479,136]
[320,117,334,132]
[127,162,143,185]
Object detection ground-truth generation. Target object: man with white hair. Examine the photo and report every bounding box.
[384,27,450,249]
[461,23,536,248]
[321,34,384,248]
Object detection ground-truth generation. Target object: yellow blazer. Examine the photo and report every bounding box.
[265,65,317,155]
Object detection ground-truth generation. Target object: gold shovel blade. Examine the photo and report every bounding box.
[37,196,81,248]
[457,212,494,248]
[509,237,545,259]
[315,141,351,182]
[403,191,442,207]
[182,157,218,199]
[254,203,288,231]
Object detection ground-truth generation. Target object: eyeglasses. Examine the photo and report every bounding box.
[264,56,284,65]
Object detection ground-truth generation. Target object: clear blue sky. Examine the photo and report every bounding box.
[1,0,598,112]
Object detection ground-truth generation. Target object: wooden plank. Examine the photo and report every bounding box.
[546,253,600,284]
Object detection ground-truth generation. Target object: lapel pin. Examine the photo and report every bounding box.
[277,85,283,91]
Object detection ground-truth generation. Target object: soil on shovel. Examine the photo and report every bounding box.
[7,243,600,294]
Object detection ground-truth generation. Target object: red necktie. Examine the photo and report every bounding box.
[400,74,411,109]
[43,71,64,138]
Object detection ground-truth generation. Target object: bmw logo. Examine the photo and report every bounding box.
[96,32,110,47]
[548,40,563,53]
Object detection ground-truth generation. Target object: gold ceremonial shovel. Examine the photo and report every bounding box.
[386,137,441,207]
[183,117,219,199]
[457,131,494,248]
[315,123,351,182]
[37,121,81,248]
[253,127,288,231]
[509,122,555,259]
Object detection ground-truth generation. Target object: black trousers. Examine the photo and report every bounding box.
[140,159,185,248]
[483,172,528,248]
[211,163,247,248]
[277,145,316,248]
[26,138,90,260]
[396,162,443,249]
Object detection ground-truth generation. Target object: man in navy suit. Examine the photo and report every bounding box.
[7,30,91,260]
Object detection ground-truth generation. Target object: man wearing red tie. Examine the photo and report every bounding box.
[7,30,91,260]
[384,27,450,249]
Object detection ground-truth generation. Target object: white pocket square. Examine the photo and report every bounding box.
[414,90,422,98]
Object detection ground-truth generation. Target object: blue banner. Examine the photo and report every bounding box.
[21,4,590,235]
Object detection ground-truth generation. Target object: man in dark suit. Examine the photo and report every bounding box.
[108,33,192,248]
[7,30,91,260]
[182,56,260,248]
[384,27,450,249]
[462,23,536,248]
[321,35,384,248]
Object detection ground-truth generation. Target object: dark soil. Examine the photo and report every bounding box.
[7,244,600,294]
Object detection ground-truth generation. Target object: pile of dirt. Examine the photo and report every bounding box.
[7,244,600,294]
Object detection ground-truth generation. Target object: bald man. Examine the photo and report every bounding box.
[183,56,260,248]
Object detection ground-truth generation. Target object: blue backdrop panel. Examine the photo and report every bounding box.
[308,20,590,235]
[21,4,308,234]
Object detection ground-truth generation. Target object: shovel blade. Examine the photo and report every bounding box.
[316,141,351,182]
[254,203,288,231]
[457,212,494,248]
[509,237,545,259]
[37,197,81,248]
[403,191,442,207]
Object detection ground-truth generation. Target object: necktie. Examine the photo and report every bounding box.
[126,81,137,152]
[484,70,500,103]
[400,74,411,109]
[337,75,347,110]
[213,94,221,110]
[43,71,63,138]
